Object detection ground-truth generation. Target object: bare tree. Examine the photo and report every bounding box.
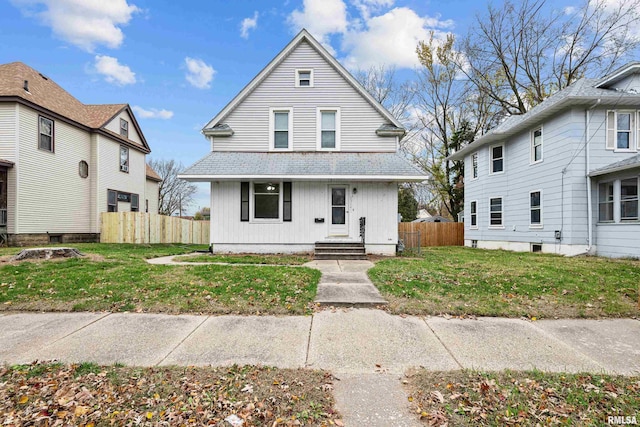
[353,65,419,146]
[147,159,197,216]
[461,0,640,116]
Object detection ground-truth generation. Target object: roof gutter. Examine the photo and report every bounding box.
[178,174,428,182]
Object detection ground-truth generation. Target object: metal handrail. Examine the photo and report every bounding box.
[359,217,366,244]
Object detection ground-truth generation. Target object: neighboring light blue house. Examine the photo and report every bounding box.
[449,62,640,258]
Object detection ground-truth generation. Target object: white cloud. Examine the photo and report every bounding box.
[94,55,136,85]
[184,57,215,89]
[10,0,139,52]
[132,106,173,120]
[351,0,394,20]
[288,0,348,51]
[342,7,454,69]
[240,11,258,39]
[563,5,577,14]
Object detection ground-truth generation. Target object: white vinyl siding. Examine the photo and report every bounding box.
[16,104,92,234]
[210,181,397,248]
[213,40,394,152]
[145,179,159,214]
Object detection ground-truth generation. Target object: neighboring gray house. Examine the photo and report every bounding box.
[449,62,640,258]
[180,30,426,255]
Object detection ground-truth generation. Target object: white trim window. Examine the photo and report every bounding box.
[470,200,478,228]
[253,182,281,220]
[606,110,637,151]
[295,69,313,87]
[269,108,293,150]
[120,118,129,138]
[531,127,542,163]
[489,197,503,227]
[620,177,638,221]
[317,108,340,150]
[471,152,478,179]
[598,181,614,222]
[38,116,54,152]
[530,190,542,227]
[490,145,504,174]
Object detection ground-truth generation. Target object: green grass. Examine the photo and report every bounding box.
[369,247,640,318]
[175,253,313,265]
[407,369,640,426]
[0,244,320,315]
[1,362,339,426]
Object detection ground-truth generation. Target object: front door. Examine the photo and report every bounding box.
[329,186,348,236]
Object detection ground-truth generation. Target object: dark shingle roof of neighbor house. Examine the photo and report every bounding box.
[448,63,640,161]
[179,152,427,181]
[589,154,640,177]
[412,215,452,223]
[0,62,149,152]
[0,159,14,168]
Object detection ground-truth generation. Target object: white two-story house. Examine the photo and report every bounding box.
[180,30,426,255]
[0,62,160,245]
[449,62,640,258]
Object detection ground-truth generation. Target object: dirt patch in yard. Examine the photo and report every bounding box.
[0,253,105,265]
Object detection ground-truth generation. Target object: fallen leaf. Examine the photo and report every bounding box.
[18,395,28,404]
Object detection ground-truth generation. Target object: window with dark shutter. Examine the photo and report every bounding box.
[241,182,249,221]
[283,182,292,221]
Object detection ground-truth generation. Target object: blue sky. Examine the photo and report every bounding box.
[1,0,575,213]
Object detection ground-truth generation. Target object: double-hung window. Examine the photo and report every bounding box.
[620,178,638,221]
[107,190,117,212]
[470,201,478,228]
[270,108,292,150]
[598,182,614,222]
[120,119,129,138]
[471,153,478,179]
[530,191,542,227]
[531,128,542,163]
[606,110,637,151]
[39,116,54,152]
[295,69,313,87]
[120,146,129,172]
[490,145,504,173]
[489,197,503,227]
[317,108,340,150]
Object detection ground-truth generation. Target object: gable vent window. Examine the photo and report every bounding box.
[38,116,54,152]
[120,119,129,138]
[79,160,89,178]
[120,146,129,172]
[296,69,313,87]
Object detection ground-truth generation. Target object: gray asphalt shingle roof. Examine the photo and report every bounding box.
[179,152,427,181]
[589,154,640,177]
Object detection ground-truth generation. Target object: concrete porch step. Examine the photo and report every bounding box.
[314,253,368,260]
[314,241,366,260]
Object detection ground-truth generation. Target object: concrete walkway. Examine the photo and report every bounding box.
[1,311,639,426]
[305,260,387,306]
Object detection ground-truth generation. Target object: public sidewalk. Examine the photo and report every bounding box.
[1,311,639,426]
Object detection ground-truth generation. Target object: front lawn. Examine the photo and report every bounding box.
[0,244,320,315]
[406,369,640,426]
[369,247,639,318]
[1,362,339,426]
[175,253,313,265]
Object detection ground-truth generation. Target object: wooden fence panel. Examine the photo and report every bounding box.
[101,212,209,244]
[398,222,464,247]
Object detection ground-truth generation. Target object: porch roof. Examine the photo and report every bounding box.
[179,152,427,182]
[589,154,640,177]
[0,159,14,168]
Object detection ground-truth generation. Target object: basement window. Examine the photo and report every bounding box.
[531,244,542,253]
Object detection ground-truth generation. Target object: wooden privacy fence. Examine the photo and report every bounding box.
[100,212,209,244]
[398,222,464,247]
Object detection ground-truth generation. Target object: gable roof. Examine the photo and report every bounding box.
[179,152,426,181]
[448,63,640,161]
[595,61,640,88]
[202,29,403,133]
[0,62,150,153]
[146,164,162,182]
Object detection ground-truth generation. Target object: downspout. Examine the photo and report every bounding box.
[584,99,601,255]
